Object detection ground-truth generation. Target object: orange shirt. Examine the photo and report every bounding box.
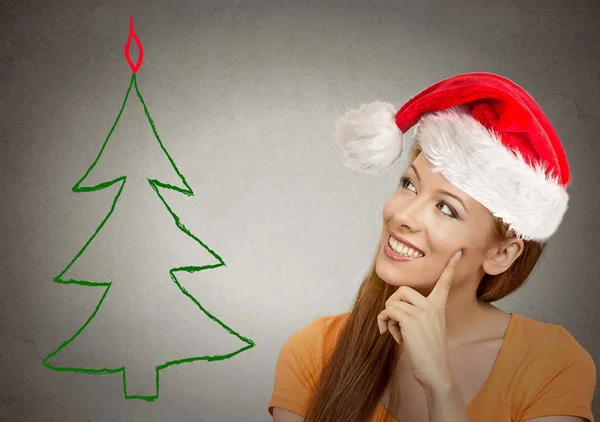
[268,313,596,421]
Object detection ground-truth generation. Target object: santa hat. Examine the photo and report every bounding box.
[334,72,570,242]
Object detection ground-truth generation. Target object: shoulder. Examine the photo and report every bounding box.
[513,315,596,418]
[273,313,349,394]
[514,314,595,369]
[282,313,349,359]
[532,320,595,378]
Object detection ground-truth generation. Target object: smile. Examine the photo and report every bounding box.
[387,236,424,258]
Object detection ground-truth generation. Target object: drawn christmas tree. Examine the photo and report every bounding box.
[42,16,255,401]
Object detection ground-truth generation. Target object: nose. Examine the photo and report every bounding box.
[390,196,425,233]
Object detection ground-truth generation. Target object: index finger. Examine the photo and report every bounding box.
[428,249,462,304]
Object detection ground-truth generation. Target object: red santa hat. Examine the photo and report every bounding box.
[335,72,570,242]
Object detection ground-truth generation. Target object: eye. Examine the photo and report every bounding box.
[437,202,459,219]
[399,176,416,193]
[400,176,460,220]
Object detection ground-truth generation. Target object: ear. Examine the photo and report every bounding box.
[482,237,525,276]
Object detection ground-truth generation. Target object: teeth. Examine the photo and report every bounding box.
[389,237,424,257]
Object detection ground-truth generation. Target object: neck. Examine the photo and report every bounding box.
[408,273,495,346]
[444,291,495,347]
[394,287,497,362]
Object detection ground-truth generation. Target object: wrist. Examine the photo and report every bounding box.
[421,374,470,422]
[420,370,458,395]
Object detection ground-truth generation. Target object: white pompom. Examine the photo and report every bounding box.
[334,101,404,174]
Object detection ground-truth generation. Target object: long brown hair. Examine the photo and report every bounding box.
[304,142,547,421]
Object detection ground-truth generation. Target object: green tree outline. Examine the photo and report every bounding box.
[42,73,255,401]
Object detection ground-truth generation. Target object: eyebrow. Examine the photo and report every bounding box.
[408,164,469,212]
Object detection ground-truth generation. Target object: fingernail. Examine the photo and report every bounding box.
[454,250,462,260]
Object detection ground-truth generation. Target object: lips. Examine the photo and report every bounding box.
[388,232,425,256]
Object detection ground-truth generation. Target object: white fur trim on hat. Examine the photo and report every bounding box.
[334,102,404,174]
[414,105,569,242]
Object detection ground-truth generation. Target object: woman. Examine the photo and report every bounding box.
[268,72,596,421]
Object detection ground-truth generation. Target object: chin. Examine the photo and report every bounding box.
[375,248,430,290]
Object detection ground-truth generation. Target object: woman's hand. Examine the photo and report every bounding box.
[377,250,462,388]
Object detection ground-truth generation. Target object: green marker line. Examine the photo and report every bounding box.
[43,73,255,401]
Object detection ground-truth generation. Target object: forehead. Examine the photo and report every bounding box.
[410,153,450,182]
[410,153,491,211]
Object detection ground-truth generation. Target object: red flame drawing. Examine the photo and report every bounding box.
[124,15,144,74]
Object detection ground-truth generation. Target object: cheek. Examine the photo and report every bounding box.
[429,220,490,252]
[428,226,465,253]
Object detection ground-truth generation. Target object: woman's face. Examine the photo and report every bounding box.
[375,152,498,295]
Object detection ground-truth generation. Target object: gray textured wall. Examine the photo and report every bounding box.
[1,0,598,421]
